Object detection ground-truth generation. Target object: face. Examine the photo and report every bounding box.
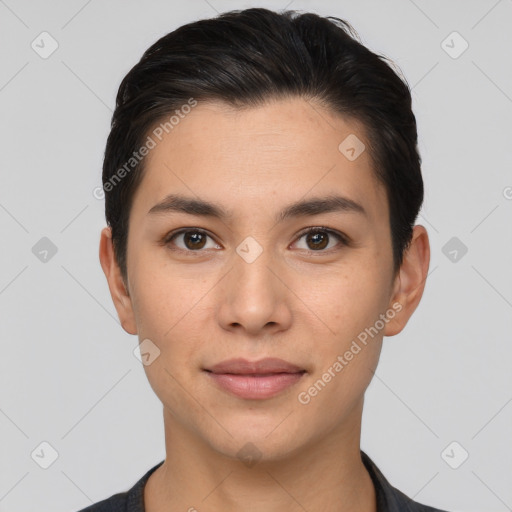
[101,97,427,462]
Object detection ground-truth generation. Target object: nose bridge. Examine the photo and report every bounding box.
[232,235,279,302]
[217,234,291,334]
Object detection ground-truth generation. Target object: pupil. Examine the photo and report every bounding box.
[185,232,206,250]
[308,231,328,250]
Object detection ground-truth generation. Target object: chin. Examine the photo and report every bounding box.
[209,434,302,466]
[201,411,310,464]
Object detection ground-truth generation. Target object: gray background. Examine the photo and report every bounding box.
[0,1,511,511]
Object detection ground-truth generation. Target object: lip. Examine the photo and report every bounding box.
[206,357,305,375]
[204,358,306,400]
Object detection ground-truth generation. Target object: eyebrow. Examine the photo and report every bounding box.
[147,193,367,222]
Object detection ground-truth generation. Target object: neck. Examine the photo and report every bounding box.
[145,400,376,512]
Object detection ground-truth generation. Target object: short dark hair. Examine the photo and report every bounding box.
[103,7,423,282]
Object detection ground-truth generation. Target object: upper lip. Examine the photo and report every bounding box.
[205,358,305,375]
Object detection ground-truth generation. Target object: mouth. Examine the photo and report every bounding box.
[203,358,306,400]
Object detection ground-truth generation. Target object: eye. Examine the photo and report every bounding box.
[163,226,348,254]
[292,227,347,252]
[164,229,221,252]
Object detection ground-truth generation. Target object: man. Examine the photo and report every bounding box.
[80,7,448,512]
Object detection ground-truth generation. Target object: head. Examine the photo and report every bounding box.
[100,8,429,462]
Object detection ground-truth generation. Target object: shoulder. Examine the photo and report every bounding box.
[390,485,450,512]
[75,491,127,512]
[73,460,165,512]
[361,450,450,512]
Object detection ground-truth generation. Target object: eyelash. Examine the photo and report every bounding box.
[162,226,349,254]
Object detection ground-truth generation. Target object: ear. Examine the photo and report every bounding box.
[99,227,138,335]
[384,224,430,337]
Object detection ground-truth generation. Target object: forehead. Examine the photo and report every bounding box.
[131,97,388,223]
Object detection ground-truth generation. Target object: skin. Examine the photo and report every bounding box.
[99,96,430,512]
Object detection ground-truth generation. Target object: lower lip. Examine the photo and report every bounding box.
[205,371,305,399]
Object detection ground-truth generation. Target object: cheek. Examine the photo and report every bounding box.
[130,272,208,415]
[129,257,200,337]
[295,270,385,417]
[299,260,392,343]
[306,262,389,403]
[129,265,215,379]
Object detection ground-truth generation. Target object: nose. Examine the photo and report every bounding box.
[215,244,293,337]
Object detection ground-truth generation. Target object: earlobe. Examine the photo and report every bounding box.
[384,225,430,337]
[99,227,138,335]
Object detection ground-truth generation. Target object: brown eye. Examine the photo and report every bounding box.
[182,231,207,250]
[293,228,347,252]
[165,229,221,252]
[305,230,329,250]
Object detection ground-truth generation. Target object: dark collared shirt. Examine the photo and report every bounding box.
[76,450,449,511]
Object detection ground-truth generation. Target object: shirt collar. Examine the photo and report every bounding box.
[127,451,438,512]
[361,450,439,511]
